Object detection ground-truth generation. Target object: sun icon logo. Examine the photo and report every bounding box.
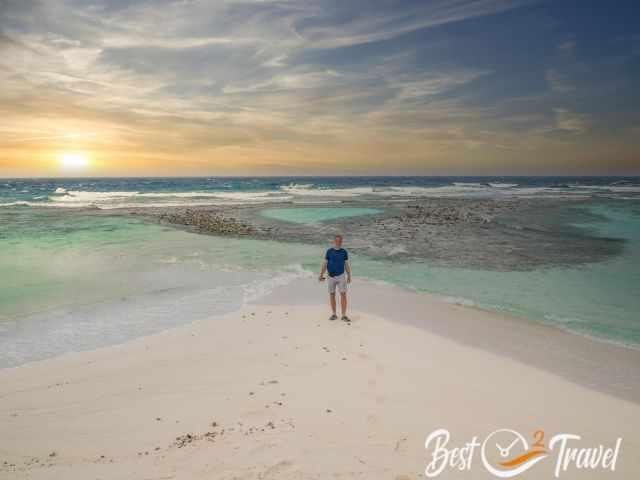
[481,429,548,478]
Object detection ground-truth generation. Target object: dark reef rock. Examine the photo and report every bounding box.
[138,198,622,271]
[158,209,254,236]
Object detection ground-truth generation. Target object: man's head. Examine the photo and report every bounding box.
[333,235,343,248]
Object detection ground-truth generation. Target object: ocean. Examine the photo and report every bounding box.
[1,176,639,367]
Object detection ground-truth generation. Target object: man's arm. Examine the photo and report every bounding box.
[319,260,327,281]
[345,260,351,283]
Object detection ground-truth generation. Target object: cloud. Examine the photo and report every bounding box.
[292,0,539,48]
[554,108,590,134]
[557,39,576,55]
[1,0,639,175]
[545,68,574,93]
[390,69,491,102]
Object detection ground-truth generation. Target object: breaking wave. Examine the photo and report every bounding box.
[45,190,293,208]
[1,178,639,210]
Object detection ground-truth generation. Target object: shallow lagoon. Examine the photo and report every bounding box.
[1,179,640,366]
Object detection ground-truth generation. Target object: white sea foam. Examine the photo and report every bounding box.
[387,185,488,196]
[609,186,640,193]
[190,191,289,201]
[443,296,477,307]
[452,182,486,187]
[1,200,99,208]
[569,184,640,193]
[282,183,494,198]
[45,190,293,208]
[3,181,639,211]
[99,199,294,209]
[51,191,140,203]
[507,187,555,195]
[5,199,288,210]
[387,244,408,256]
[604,195,640,201]
[280,184,374,197]
[134,191,286,200]
[489,182,519,188]
[0,201,33,207]
[242,264,312,303]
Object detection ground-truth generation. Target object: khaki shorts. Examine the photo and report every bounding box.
[328,273,348,294]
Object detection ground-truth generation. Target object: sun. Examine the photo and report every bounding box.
[61,153,89,170]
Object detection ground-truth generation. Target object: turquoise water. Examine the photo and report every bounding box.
[260,207,382,224]
[0,210,324,366]
[349,201,640,345]
[0,210,325,322]
[1,195,639,366]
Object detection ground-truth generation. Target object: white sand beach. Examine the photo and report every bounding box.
[1,279,639,480]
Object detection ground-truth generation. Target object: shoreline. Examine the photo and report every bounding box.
[2,264,639,401]
[1,280,639,479]
[257,277,640,404]
[361,277,640,354]
[3,275,640,396]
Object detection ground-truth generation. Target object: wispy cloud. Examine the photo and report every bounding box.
[554,108,590,134]
[557,39,576,55]
[0,0,639,175]
[293,0,539,48]
[545,68,574,93]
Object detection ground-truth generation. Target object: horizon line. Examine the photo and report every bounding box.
[2,174,640,180]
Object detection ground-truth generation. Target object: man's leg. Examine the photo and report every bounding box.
[327,277,338,320]
[339,275,349,321]
[340,292,347,316]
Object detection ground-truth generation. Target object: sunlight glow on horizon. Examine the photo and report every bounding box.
[61,153,90,170]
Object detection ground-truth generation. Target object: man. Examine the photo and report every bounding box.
[318,234,351,322]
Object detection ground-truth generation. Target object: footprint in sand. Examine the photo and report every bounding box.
[260,460,294,479]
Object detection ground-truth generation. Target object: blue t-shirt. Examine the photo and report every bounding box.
[325,248,348,277]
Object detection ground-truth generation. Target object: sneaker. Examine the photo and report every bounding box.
[341,315,351,322]
[329,314,338,321]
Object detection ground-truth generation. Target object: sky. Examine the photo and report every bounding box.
[1,0,639,177]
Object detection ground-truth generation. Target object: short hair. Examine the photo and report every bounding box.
[334,234,343,240]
